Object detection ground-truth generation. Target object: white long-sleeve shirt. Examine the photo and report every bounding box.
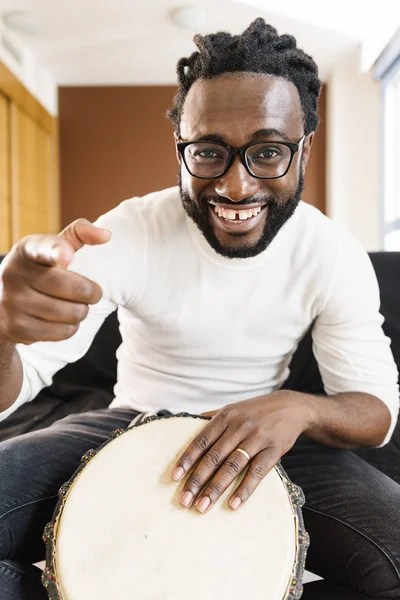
[2,187,399,444]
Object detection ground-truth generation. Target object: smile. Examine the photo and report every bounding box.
[213,205,262,221]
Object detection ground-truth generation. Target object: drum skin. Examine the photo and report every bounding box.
[42,413,309,599]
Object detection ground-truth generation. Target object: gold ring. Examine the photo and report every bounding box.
[235,448,251,461]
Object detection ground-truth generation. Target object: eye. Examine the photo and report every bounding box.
[194,148,224,159]
[254,147,282,160]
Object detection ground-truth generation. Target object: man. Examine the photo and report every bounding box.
[0,18,399,600]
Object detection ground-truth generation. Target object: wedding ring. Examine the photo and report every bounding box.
[235,448,251,461]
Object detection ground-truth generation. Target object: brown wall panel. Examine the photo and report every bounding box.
[59,85,326,227]
[59,86,178,227]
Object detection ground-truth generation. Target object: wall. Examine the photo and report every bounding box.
[327,50,381,250]
[0,25,57,115]
[59,85,326,227]
[303,84,326,213]
[59,86,177,227]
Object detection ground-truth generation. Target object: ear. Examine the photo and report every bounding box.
[174,131,182,164]
[301,133,314,170]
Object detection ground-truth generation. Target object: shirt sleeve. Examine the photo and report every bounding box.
[312,230,399,446]
[0,200,147,422]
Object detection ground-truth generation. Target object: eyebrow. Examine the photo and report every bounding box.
[188,128,291,144]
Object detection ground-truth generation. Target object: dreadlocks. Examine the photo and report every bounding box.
[168,18,321,135]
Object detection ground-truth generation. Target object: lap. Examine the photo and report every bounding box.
[2,407,400,597]
[281,436,400,598]
[0,408,139,563]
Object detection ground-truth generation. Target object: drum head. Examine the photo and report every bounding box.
[44,415,307,599]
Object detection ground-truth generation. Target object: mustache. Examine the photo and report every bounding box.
[201,195,276,207]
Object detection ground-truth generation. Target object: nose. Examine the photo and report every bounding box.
[214,155,261,203]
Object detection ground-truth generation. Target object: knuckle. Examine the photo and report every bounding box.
[75,281,94,303]
[193,434,209,452]
[71,303,89,323]
[225,458,241,474]
[239,417,253,432]
[45,269,63,289]
[205,450,222,468]
[2,267,21,289]
[9,315,28,336]
[205,482,223,497]
[219,404,233,418]
[249,463,266,481]
[186,473,203,491]
[61,323,79,339]
[91,284,103,304]
[222,405,240,422]
[240,484,253,499]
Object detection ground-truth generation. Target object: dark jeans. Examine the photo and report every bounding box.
[0,409,399,600]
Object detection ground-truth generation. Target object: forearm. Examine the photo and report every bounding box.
[0,343,23,413]
[293,391,392,449]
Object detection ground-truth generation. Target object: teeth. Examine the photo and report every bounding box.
[214,205,263,221]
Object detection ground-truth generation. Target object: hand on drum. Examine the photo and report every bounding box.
[171,391,314,513]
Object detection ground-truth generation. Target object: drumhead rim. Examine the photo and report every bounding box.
[41,412,309,600]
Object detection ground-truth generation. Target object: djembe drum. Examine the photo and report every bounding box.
[42,413,309,599]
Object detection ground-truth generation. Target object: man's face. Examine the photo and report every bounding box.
[177,73,313,258]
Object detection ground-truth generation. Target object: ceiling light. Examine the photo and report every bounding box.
[2,11,43,36]
[169,6,207,30]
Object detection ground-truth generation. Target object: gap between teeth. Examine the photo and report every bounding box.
[214,206,262,220]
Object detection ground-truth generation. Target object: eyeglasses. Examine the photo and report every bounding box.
[177,135,305,180]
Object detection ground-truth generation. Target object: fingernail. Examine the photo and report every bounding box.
[180,491,193,507]
[230,497,241,510]
[196,496,211,513]
[172,466,185,481]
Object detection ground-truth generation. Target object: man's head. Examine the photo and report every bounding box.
[168,18,321,259]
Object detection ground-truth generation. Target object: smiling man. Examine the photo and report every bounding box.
[0,19,399,600]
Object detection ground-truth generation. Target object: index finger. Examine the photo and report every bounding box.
[31,266,103,305]
[171,416,227,481]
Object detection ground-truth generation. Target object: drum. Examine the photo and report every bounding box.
[42,413,309,599]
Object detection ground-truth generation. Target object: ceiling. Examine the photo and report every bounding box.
[1,0,399,86]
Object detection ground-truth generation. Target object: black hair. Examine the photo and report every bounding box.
[167,18,321,136]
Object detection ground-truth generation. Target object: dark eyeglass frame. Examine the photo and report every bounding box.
[176,135,305,180]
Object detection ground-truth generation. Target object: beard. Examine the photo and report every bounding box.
[179,171,304,259]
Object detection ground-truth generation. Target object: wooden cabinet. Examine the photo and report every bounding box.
[0,61,59,254]
[0,92,10,254]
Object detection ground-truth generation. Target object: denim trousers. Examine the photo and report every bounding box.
[0,408,399,600]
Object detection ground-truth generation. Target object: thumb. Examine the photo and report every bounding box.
[54,219,111,267]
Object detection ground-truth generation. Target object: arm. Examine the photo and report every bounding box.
[0,219,111,416]
[311,230,399,447]
[290,390,391,449]
[170,230,398,513]
[0,202,147,421]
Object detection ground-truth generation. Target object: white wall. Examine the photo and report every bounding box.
[0,25,57,116]
[326,48,382,251]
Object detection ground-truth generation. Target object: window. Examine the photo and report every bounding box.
[382,56,400,249]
